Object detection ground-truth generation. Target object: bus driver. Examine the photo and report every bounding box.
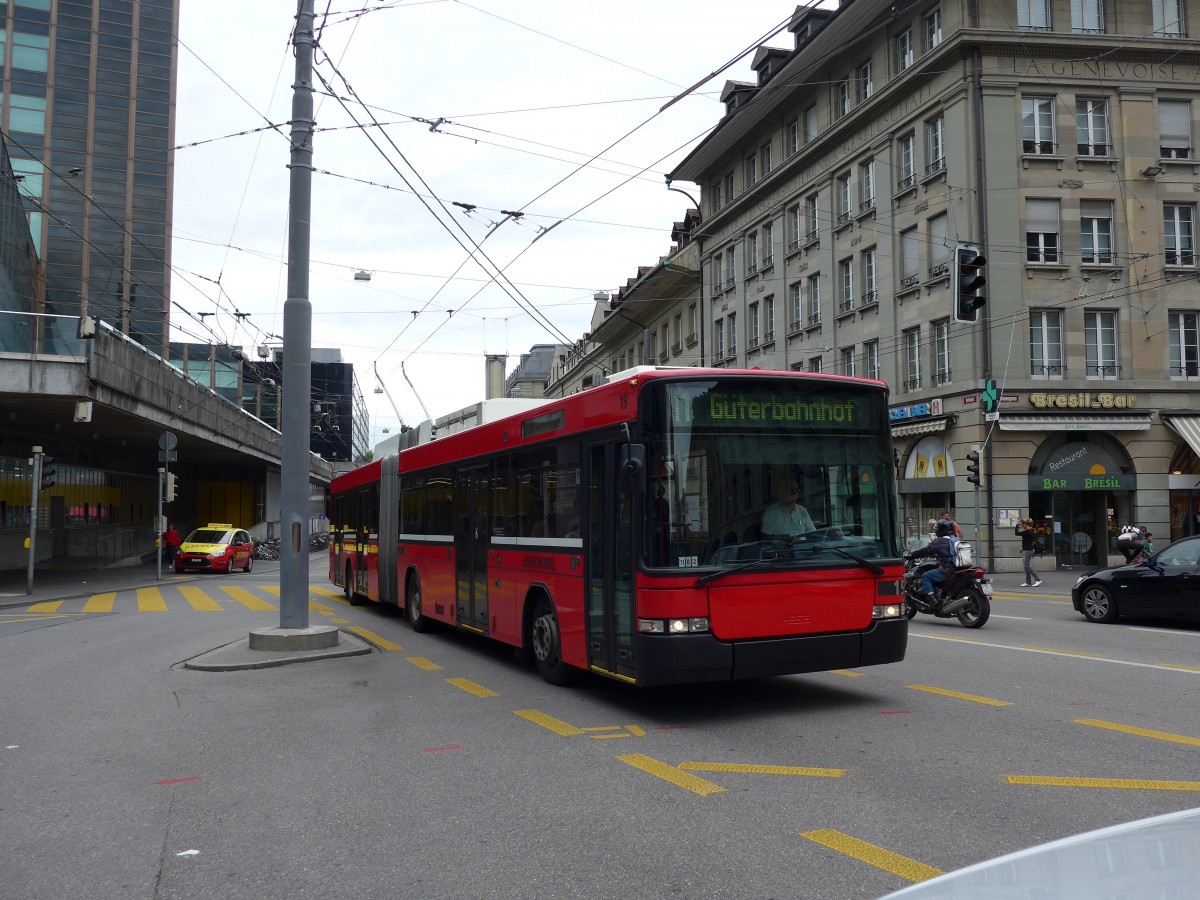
[762,477,815,537]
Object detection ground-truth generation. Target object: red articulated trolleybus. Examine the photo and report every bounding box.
[329,367,907,686]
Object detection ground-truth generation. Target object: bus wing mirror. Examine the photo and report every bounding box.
[619,443,645,489]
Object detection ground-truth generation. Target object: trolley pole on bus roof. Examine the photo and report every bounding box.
[257,0,337,652]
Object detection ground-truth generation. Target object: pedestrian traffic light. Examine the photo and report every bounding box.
[965,450,981,486]
[952,246,987,324]
[40,455,56,490]
[165,472,176,502]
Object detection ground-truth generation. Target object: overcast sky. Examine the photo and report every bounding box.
[171,1,827,447]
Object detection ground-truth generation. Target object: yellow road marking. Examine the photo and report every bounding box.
[626,725,646,736]
[617,754,726,796]
[1024,646,1100,658]
[310,586,347,602]
[309,600,333,613]
[347,626,401,651]
[330,617,348,624]
[681,762,845,778]
[218,586,276,611]
[800,829,943,882]
[1075,718,1200,747]
[827,669,865,677]
[0,613,77,623]
[906,684,1011,707]
[27,600,64,613]
[180,586,222,611]
[924,634,984,644]
[82,592,115,613]
[1162,663,1200,673]
[137,587,167,612]
[514,709,584,736]
[406,656,442,670]
[261,586,279,595]
[446,677,498,697]
[1008,775,1200,791]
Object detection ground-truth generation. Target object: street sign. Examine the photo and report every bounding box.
[158,450,178,462]
[984,412,1000,422]
[158,431,178,451]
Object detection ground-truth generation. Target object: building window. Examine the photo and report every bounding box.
[1170,312,1200,377]
[808,355,823,374]
[856,61,873,102]
[786,120,800,157]
[837,173,852,225]
[1165,204,1195,266]
[841,346,856,377]
[839,258,854,313]
[8,93,46,135]
[712,180,723,213]
[804,105,818,144]
[1076,99,1109,156]
[789,282,802,332]
[673,313,682,352]
[724,172,734,204]
[1022,97,1056,154]
[1153,0,1186,37]
[1081,200,1114,264]
[712,254,724,294]
[927,115,945,173]
[727,312,737,358]
[1026,198,1061,263]
[807,273,822,325]
[788,205,802,251]
[901,226,920,289]
[806,193,820,242]
[745,155,757,187]
[859,159,876,211]
[929,212,950,277]
[1018,0,1051,30]
[904,328,921,391]
[1030,310,1065,377]
[924,8,942,50]
[764,295,774,342]
[836,80,850,119]
[1072,0,1104,32]
[725,247,736,289]
[714,320,724,360]
[1159,100,1192,159]
[660,323,669,362]
[898,132,916,189]
[12,31,50,73]
[1085,310,1119,378]
[749,303,760,349]
[865,340,880,381]
[747,231,759,275]
[862,248,877,304]
[896,29,913,73]
[762,222,773,268]
[761,142,772,176]
[687,303,698,344]
[934,320,951,385]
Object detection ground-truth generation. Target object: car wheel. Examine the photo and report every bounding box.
[1080,583,1118,623]
[406,574,433,632]
[225,557,234,575]
[243,554,253,574]
[529,595,580,686]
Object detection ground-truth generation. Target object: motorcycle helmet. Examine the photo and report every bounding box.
[935,519,955,537]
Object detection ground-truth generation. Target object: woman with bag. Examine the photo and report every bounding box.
[1015,517,1041,587]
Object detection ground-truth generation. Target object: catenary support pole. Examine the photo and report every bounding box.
[26,447,40,595]
[279,0,315,630]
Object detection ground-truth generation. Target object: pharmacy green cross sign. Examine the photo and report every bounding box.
[980,379,999,414]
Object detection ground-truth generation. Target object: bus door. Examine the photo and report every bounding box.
[455,465,490,632]
[586,442,636,680]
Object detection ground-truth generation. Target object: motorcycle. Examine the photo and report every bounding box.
[903,556,992,628]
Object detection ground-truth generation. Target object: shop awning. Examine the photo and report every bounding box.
[996,414,1152,431]
[891,418,948,437]
[1164,415,1200,458]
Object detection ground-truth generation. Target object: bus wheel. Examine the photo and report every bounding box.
[407,574,433,633]
[530,596,579,686]
[345,563,366,606]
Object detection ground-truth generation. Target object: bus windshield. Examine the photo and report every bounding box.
[640,377,901,569]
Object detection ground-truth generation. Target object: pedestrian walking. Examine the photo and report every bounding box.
[940,510,963,538]
[1131,531,1154,564]
[1015,517,1041,587]
[162,522,182,564]
[1116,524,1144,563]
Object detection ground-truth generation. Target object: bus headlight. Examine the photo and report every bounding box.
[639,618,711,634]
[872,603,904,620]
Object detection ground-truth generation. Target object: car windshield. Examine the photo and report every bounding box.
[186,529,232,544]
[639,377,901,569]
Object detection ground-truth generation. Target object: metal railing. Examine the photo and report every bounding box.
[96,529,142,567]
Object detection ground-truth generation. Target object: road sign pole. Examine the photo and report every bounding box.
[27,446,41,595]
[157,467,164,581]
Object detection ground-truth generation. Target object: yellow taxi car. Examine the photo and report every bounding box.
[174,523,255,574]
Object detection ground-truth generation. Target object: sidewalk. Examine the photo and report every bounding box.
[986,565,1078,596]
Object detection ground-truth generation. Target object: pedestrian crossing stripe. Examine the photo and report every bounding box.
[8,584,359,614]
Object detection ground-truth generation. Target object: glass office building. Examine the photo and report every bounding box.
[1,0,177,353]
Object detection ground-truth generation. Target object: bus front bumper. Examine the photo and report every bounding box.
[632,618,908,686]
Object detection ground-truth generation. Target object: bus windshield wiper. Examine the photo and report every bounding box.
[794,543,885,574]
[696,556,796,587]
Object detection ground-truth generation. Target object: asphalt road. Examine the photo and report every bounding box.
[2,560,1197,899]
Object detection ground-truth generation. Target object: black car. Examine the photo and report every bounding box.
[1072,535,1200,623]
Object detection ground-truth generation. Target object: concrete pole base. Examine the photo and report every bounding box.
[249,625,340,651]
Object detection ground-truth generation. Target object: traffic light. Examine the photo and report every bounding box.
[165,472,177,502]
[40,455,56,490]
[965,451,981,486]
[952,246,987,324]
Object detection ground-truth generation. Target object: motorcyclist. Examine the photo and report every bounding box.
[906,519,959,597]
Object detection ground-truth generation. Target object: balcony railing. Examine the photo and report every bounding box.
[1170,364,1200,376]
[934,369,953,385]
[1086,364,1121,377]
[926,157,946,175]
[1165,250,1196,266]
[1027,248,1062,264]
[1082,252,1114,265]
[805,229,819,245]
[659,351,669,364]
[808,311,822,326]
[747,263,759,276]
[762,254,773,268]
[1077,142,1109,157]
[1162,146,1192,159]
[859,197,876,213]
[1023,139,1056,155]
[838,298,855,314]
[929,262,949,279]
[788,238,801,252]
[1031,363,1066,376]
[726,277,735,289]
[904,377,922,392]
[836,210,852,226]
[749,337,759,349]
[861,290,878,305]
[686,331,697,344]
[897,173,916,190]
[671,341,682,354]
[901,273,920,289]
[788,319,804,335]
[763,330,774,342]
